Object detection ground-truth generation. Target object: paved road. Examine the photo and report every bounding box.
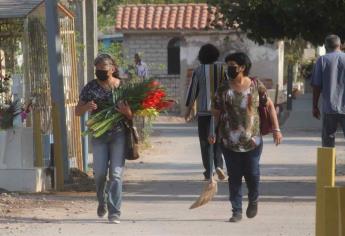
[2,94,345,236]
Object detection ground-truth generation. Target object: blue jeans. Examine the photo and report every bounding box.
[92,127,125,217]
[221,142,263,214]
[197,115,224,178]
[322,113,345,147]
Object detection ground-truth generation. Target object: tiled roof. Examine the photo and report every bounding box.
[115,4,217,31]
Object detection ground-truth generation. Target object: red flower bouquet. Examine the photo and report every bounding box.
[84,79,175,138]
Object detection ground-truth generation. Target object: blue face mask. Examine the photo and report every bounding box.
[227,66,239,80]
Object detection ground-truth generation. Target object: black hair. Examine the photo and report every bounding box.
[94,53,115,66]
[198,44,220,64]
[94,53,121,78]
[225,52,252,76]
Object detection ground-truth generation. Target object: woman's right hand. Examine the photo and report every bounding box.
[273,130,283,146]
[184,107,193,122]
[208,135,216,144]
[86,101,97,112]
[75,100,97,116]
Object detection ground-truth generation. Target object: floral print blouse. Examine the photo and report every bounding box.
[79,79,124,132]
[214,79,267,152]
[79,79,122,113]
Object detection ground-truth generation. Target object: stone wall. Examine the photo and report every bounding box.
[123,33,181,113]
[154,75,180,113]
[122,33,179,76]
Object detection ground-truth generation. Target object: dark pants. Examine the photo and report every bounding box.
[322,113,345,147]
[222,142,263,214]
[197,115,223,178]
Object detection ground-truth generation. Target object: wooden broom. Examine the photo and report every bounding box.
[190,116,218,209]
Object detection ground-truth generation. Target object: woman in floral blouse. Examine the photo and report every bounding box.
[209,52,282,223]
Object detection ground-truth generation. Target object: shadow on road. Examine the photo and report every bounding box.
[122,179,316,202]
[127,161,317,177]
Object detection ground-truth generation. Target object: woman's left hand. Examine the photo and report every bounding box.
[116,100,133,120]
[273,130,283,146]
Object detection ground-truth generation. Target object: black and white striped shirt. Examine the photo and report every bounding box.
[185,63,227,116]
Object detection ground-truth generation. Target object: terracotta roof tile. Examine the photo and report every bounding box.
[200,5,208,28]
[115,7,123,29]
[147,6,155,29]
[122,6,131,30]
[175,6,183,29]
[160,6,170,29]
[115,3,216,31]
[192,5,201,29]
[129,6,138,29]
[138,6,146,30]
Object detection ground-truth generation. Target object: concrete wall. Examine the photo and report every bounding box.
[0,128,51,192]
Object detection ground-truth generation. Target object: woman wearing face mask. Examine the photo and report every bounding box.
[209,52,282,223]
[75,53,132,224]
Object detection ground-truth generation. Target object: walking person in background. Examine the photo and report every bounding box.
[209,52,282,222]
[311,34,345,147]
[75,54,133,224]
[185,44,227,181]
[134,53,149,79]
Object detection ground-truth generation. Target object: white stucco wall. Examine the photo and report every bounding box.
[179,33,284,113]
[180,33,284,88]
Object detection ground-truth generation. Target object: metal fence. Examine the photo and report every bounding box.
[25,9,83,170]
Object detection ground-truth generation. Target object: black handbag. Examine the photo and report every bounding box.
[124,120,140,160]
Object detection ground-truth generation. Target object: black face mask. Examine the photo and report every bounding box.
[96,70,109,81]
[227,66,239,80]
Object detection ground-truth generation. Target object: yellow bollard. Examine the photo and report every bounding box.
[316,147,336,236]
[324,187,345,236]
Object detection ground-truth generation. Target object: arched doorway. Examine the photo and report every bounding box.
[167,37,180,75]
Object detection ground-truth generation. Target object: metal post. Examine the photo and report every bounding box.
[75,0,89,172]
[85,0,98,83]
[45,0,70,190]
[287,63,293,110]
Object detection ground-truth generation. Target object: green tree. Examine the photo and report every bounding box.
[207,0,345,46]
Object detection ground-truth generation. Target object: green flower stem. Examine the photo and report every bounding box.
[90,116,116,131]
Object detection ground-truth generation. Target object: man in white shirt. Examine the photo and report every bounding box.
[134,53,149,79]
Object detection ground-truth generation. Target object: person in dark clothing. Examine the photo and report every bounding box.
[311,34,345,147]
[185,44,226,180]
